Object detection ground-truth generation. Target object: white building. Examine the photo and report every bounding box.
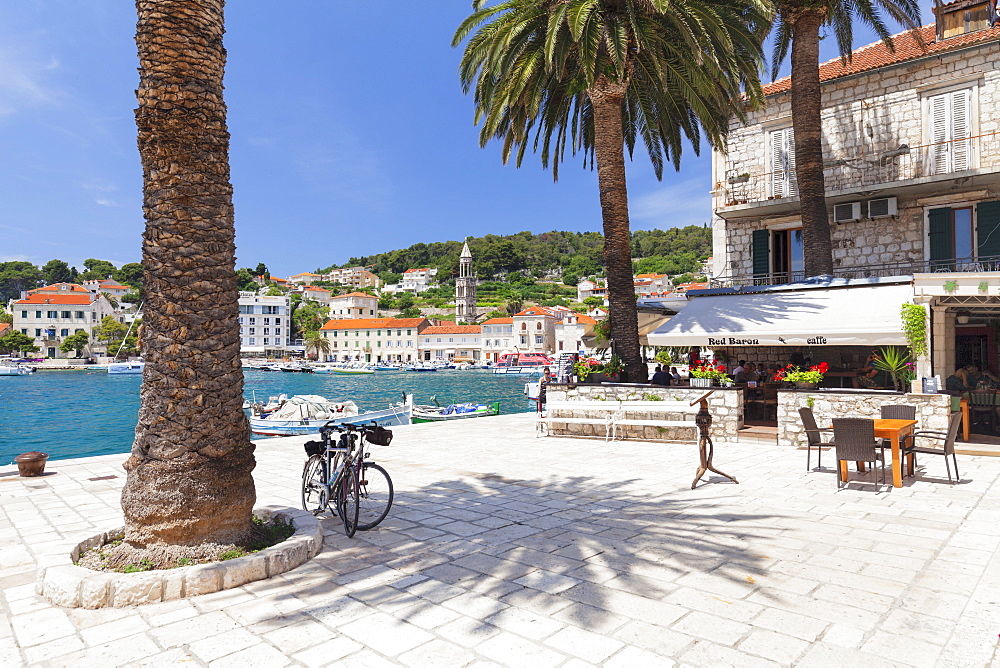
[12,283,116,358]
[633,273,671,298]
[239,291,290,356]
[513,306,558,354]
[554,312,597,356]
[400,267,438,293]
[419,325,482,361]
[329,292,378,318]
[82,279,131,299]
[480,317,515,362]
[286,272,324,285]
[576,278,607,303]
[296,285,332,305]
[319,317,429,362]
[325,267,381,289]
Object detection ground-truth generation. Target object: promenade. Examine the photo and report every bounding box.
[2,413,999,667]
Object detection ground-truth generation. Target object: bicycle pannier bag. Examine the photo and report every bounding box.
[303,441,324,457]
[366,426,393,446]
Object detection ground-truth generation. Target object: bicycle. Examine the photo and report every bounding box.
[301,422,394,536]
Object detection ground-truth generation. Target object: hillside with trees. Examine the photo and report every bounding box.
[319,226,711,285]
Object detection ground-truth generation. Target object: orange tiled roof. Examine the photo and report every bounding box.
[320,317,428,331]
[403,268,432,273]
[635,273,666,279]
[388,318,428,327]
[574,314,598,325]
[302,286,330,293]
[763,24,1000,95]
[514,307,555,317]
[16,294,95,305]
[0,323,9,336]
[290,272,322,278]
[30,283,90,294]
[422,325,481,335]
[333,292,376,299]
[482,317,513,324]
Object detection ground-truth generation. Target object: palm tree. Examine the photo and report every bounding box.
[454,0,770,381]
[113,0,256,566]
[771,0,920,276]
[304,331,332,361]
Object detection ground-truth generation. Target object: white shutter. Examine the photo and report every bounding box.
[951,88,971,171]
[770,128,796,198]
[930,93,949,174]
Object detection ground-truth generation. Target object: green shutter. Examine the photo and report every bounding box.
[976,200,1000,261]
[752,229,770,278]
[928,207,953,270]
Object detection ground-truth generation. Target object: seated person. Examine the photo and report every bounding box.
[669,366,681,382]
[734,362,757,384]
[853,353,879,389]
[731,360,747,378]
[958,364,1000,389]
[649,366,672,386]
[945,366,968,394]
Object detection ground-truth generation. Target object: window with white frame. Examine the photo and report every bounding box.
[928,88,973,174]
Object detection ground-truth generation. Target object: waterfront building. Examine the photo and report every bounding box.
[12,283,117,358]
[319,317,429,362]
[400,267,438,293]
[651,7,1000,388]
[329,292,378,317]
[238,291,290,357]
[480,317,515,362]
[512,306,558,355]
[554,312,598,356]
[419,324,482,362]
[455,240,477,323]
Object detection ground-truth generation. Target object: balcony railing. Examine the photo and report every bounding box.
[718,132,1000,206]
[708,254,1000,289]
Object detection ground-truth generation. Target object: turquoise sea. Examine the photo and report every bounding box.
[0,368,536,465]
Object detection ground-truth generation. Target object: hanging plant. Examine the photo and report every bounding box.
[900,303,928,358]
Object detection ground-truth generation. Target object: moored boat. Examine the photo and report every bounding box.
[249,393,412,436]
[412,401,500,423]
[108,361,145,375]
[491,352,552,375]
[0,363,34,376]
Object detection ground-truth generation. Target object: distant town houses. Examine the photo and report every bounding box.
[286,272,323,285]
[554,312,598,356]
[576,278,607,303]
[296,284,331,305]
[633,273,671,298]
[238,290,290,355]
[319,317,429,362]
[480,317,514,362]
[81,278,131,299]
[284,267,382,290]
[512,306,558,355]
[11,283,118,358]
[400,267,438,293]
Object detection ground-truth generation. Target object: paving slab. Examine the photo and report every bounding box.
[2,413,1000,666]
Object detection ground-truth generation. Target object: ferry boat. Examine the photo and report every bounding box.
[491,352,552,375]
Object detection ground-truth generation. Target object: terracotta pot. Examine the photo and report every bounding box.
[14,451,48,477]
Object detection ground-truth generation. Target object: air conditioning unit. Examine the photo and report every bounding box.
[833,202,862,223]
[868,196,898,218]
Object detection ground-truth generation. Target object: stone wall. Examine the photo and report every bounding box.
[712,37,1000,279]
[777,390,951,447]
[546,384,743,442]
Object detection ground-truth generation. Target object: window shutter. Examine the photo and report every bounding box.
[951,89,971,171]
[786,127,797,197]
[977,200,1000,260]
[928,207,954,269]
[769,128,797,198]
[930,93,949,174]
[752,229,770,278]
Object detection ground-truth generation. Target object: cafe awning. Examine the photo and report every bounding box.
[646,282,912,347]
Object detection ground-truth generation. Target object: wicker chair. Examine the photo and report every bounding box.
[902,411,962,484]
[879,404,917,449]
[799,407,832,471]
[964,390,998,435]
[832,418,885,490]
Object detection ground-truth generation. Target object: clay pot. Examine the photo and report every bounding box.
[14,451,48,477]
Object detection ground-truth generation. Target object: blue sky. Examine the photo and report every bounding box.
[0,1,934,278]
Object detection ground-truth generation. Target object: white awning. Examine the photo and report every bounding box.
[647,283,912,347]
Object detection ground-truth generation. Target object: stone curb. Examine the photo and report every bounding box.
[35,505,322,608]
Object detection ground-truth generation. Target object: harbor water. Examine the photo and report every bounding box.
[0,368,536,465]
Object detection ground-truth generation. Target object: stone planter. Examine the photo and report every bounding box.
[728,175,750,184]
[690,377,713,388]
[793,382,818,389]
[14,451,48,477]
[581,372,611,384]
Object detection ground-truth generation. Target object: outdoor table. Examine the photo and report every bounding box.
[835,418,917,488]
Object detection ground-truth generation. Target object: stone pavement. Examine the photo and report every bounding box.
[2,413,1000,667]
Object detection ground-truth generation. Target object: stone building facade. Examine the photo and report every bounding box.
[711,21,1000,284]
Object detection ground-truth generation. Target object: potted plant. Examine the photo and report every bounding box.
[689,361,728,387]
[574,358,602,383]
[871,347,915,392]
[775,362,828,389]
[728,173,751,184]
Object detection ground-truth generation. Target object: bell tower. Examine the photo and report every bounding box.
[456,239,476,324]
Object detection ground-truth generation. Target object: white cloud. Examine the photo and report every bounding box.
[0,46,62,118]
[95,198,120,208]
[0,254,32,262]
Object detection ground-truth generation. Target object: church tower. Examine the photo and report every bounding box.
[455,239,476,323]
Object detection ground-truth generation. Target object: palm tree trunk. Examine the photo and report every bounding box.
[790,9,834,277]
[121,0,256,555]
[589,81,644,383]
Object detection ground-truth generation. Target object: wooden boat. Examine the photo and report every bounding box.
[412,401,500,423]
[249,393,412,436]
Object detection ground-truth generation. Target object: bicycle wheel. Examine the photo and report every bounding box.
[336,464,360,538]
[301,455,328,515]
[356,462,393,530]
